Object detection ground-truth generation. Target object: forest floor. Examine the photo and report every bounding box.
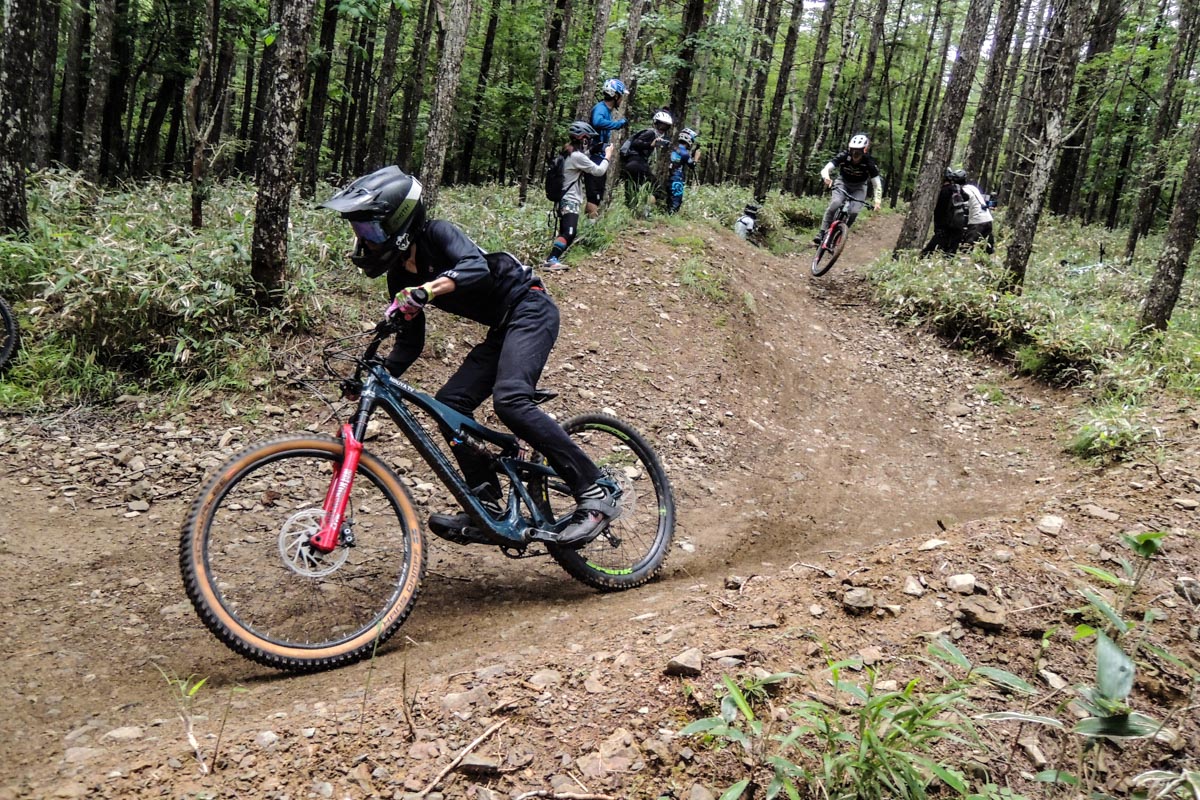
[1,213,1198,800]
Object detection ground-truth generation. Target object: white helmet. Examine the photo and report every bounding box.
[653,110,673,126]
[848,133,870,151]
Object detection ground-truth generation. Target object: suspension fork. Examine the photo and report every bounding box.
[310,393,374,553]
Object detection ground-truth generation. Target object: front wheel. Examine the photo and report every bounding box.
[811,222,848,276]
[540,414,676,591]
[180,435,426,672]
[0,295,19,374]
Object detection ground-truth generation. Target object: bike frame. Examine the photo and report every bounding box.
[821,197,868,247]
[312,356,567,553]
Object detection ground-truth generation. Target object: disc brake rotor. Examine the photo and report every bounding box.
[278,508,349,578]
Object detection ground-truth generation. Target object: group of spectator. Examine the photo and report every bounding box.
[545,79,701,269]
[921,168,995,257]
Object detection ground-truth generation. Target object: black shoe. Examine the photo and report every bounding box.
[428,496,502,534]
[549,479,622,547]
[812,234,823,245]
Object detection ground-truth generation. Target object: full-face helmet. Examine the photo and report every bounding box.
[320,166,425,278]
[601,78,627,100]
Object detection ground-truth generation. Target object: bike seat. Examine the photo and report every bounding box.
[532,389,558,406]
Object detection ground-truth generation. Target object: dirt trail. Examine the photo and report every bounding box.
[0,214,1083,793]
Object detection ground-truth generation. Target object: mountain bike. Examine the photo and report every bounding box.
[812,197,868,277]
[180,318,676,673]
[0,295,19,374]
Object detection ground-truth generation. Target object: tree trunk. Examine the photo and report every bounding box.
[981,0,1036,192]
[1000,0,1092,291]
[235,24,256,174]
[889,0,941,204]
[1048,0,1122,215]
[517,0,560,204]
[605,0,649,202]
[57,0,91,167]
[962,0,1020,183]
[1124,0,1199,259]
[101,0,135,178]
[396,0,435,169]
[367,2,406,173]
[668,0,708,135]
[28,0,61,169]
[739,0,783,181]
[185,0,232,229]
[80,0,116,183]
[786,0,837,193]
[248,0,284,170]
[351,19,377,175]
[1000,0,1052,204]
[905,4,954,195]
[531,0,574,190]
[457,0,499,182]
[808,0,860,190]
[420,0,473,211]
[1139,115,1200,330]
[301,0,341,198]
[0,0,38,234]
[250,0,318,302]
[575,0,616,119]
[851,0,890,132]
[754,0,803,199]
[894,0,995,254]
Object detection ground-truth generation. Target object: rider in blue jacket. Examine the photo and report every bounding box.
[585,78,628,216]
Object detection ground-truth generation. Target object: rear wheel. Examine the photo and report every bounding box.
[0,296,19,374]
[180,436,426,672]
[811,222,848,276]
[537,414,675,591]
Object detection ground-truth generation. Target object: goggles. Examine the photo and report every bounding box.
[350,219,389,244]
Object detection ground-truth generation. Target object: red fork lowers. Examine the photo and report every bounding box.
[310,424,363,553]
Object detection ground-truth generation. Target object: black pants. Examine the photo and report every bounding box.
[434,289,600,497]
[622,161,656,207]
[961,222,994,254]
[921,228,962,257]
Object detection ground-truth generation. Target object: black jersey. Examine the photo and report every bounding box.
[385,220,538,329]
[827,151,881,185]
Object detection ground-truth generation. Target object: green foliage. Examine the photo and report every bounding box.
[679,257,729,304]
[9,174,343,405]
[869,215,1199,461]
[680,643,1028,800]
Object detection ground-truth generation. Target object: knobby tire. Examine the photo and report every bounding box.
[811,222,848,277]
[536,413,676,591]
[180,435,426,672]
[0,296,19,374]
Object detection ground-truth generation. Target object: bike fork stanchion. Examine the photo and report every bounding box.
[310,423,363,553]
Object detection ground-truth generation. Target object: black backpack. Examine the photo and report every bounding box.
[948,184,970,230]
[544,154,567,203]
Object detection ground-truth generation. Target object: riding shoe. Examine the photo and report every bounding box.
[549,478,623,547]
[428,496,503,534]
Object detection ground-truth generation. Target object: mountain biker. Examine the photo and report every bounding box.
[667,128,700,214]
[921,168,967,257]
[620,108,673,209]
[586,78,629,216]
[815,133,883,244]
[958,171,995,255]
[546,121,614,270]
[320,165,621,546]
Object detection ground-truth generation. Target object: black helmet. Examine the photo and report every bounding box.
[568,121,598,143]
[952,168,968,184]
[320,166,425,277]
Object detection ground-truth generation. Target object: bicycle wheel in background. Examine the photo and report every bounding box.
[811,221,848,276]
[180,436,426,672]
[0,296,19,374]
[538,413,675,591]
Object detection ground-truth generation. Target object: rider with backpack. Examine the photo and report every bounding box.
[816,133,883,244]
[321,165,623,546]
[958,172,995,254]
[619,108,673,209]
[545,121,614,270]
[921,168,970,257]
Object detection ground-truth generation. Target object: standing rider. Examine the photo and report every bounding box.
[620,108,673,209]
[586,78,628,216]
[320,165,622,546]
[816,133,883,244]
[546,122,613,269]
